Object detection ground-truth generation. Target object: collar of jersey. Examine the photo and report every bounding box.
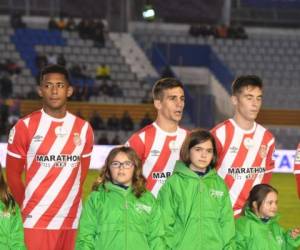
[229,118,257,134]
[41,108,69,122]
[153,122,179,136]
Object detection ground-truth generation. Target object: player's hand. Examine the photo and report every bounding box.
[290,227,300,239]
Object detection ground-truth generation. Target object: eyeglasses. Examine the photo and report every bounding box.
[110,161,134,169]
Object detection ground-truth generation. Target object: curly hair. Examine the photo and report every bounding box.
[92,146,146,198]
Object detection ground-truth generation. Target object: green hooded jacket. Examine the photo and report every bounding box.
[75,182,165,250]
[0,201,26,250]
[158,160,235,250]
[235,207,300,250]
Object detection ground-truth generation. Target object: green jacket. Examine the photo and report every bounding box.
[235,207,300,250]
[158,160,235,250]
[75,182,165,250]
[0,201,26,250]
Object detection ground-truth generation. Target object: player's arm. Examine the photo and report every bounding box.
[261,139,275,184]
[294,143,300,199]
[80,123,94,184]
[6,122,28,207]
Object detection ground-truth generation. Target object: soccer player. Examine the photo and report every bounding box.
[211,75,275,217]
[294,143,300,199]
[126,78,187,196]
[6,64,94,250]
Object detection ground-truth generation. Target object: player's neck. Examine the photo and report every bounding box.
[43,106,67,119]
[233,115,255,131]
[155,117,178,133]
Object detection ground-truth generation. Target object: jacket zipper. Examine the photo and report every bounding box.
[124,197,128,250]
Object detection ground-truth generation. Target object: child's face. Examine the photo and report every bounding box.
[189,139,213,171]
[109,152,135,186]
[257,191,278,218]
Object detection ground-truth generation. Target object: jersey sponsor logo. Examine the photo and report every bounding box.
[73,133,81,146]
[36,154,80,168]
[135,203,152,214]
[275,235,283,245]
[259,144,267,158]
[8,127,15,144]
[227,167,266,180]
[210,189,224,198]
[152,171,171,183]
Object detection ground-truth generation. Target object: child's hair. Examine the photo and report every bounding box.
[92,146,146,198]
[0,164,16,213]
[244,184,278,214]
[180,129,217,168]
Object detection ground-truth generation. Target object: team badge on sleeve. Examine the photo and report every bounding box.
[8,126,15,144]
[73,133,81,146]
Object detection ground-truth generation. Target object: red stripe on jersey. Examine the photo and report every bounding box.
[233,132,270,211]
[146,136,175,191]
[60,185,82,228]
[25,122,62,185]
[23,118,84,219]
[224,133,253,190]
[34,167,79,228]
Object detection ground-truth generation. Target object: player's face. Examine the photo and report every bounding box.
[38,73,73,117]
[109,152,135,186]
[232,86,262,123]
[189,139,214,171]
[257,191,278,218]
[155,87,185,124]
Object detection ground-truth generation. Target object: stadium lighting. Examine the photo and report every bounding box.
[142,5,155,21]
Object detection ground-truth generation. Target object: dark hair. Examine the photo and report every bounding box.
[244,184,278,215]
[39,64,70,84]
[152,77,184,100]
[0,164,16,213]
[180,129,217,168]
[232,75,263,95]
[92,146,146,198]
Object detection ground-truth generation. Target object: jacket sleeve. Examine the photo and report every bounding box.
[157,181,178,249]
[235,219,249,250]
[284,228,300,250]
[75,192,99,250]
[9,205,26,250]
[146,199,166,250]
[220,186,236,250]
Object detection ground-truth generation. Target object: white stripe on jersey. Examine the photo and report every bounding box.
[217,128,245,179]
[142,129,167,179]
[23,113,76,223]
[229,126,265,207]
[47,122,88,229]
[295,170,300,174]
[7,150,22,159]
[26,112,52,170]
[72,200,82,229]
[151,130,186,196]
[23,117,30,127]
[216,124,226,147]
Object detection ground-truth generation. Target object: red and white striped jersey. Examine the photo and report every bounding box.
[127,122,187,196]
[7,109,94,229]
[294,143,300,199]
[211,119,275,216]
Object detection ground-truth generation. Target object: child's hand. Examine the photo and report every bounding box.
[290,228,300,239]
